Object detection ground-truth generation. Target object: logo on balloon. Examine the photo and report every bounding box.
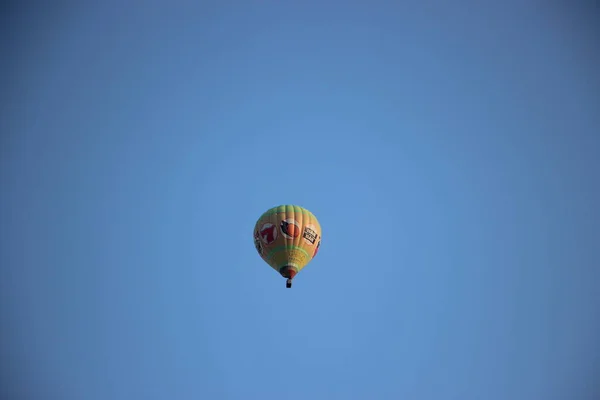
[313,240,321,257]
[259,223,278,245]
[280,219,301,240]
[302,225,318,245]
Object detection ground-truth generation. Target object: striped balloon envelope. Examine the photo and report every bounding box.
[253,205,322,288]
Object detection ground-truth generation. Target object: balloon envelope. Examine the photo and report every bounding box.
[253,205,322,281]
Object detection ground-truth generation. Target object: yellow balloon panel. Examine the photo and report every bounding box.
[253,205,322,275]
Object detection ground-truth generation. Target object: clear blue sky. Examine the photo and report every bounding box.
[2,2,599,399]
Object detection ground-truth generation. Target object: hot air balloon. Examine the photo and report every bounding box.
[253,205,322,288]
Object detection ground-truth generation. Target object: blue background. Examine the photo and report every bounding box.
[2,2,599,399]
